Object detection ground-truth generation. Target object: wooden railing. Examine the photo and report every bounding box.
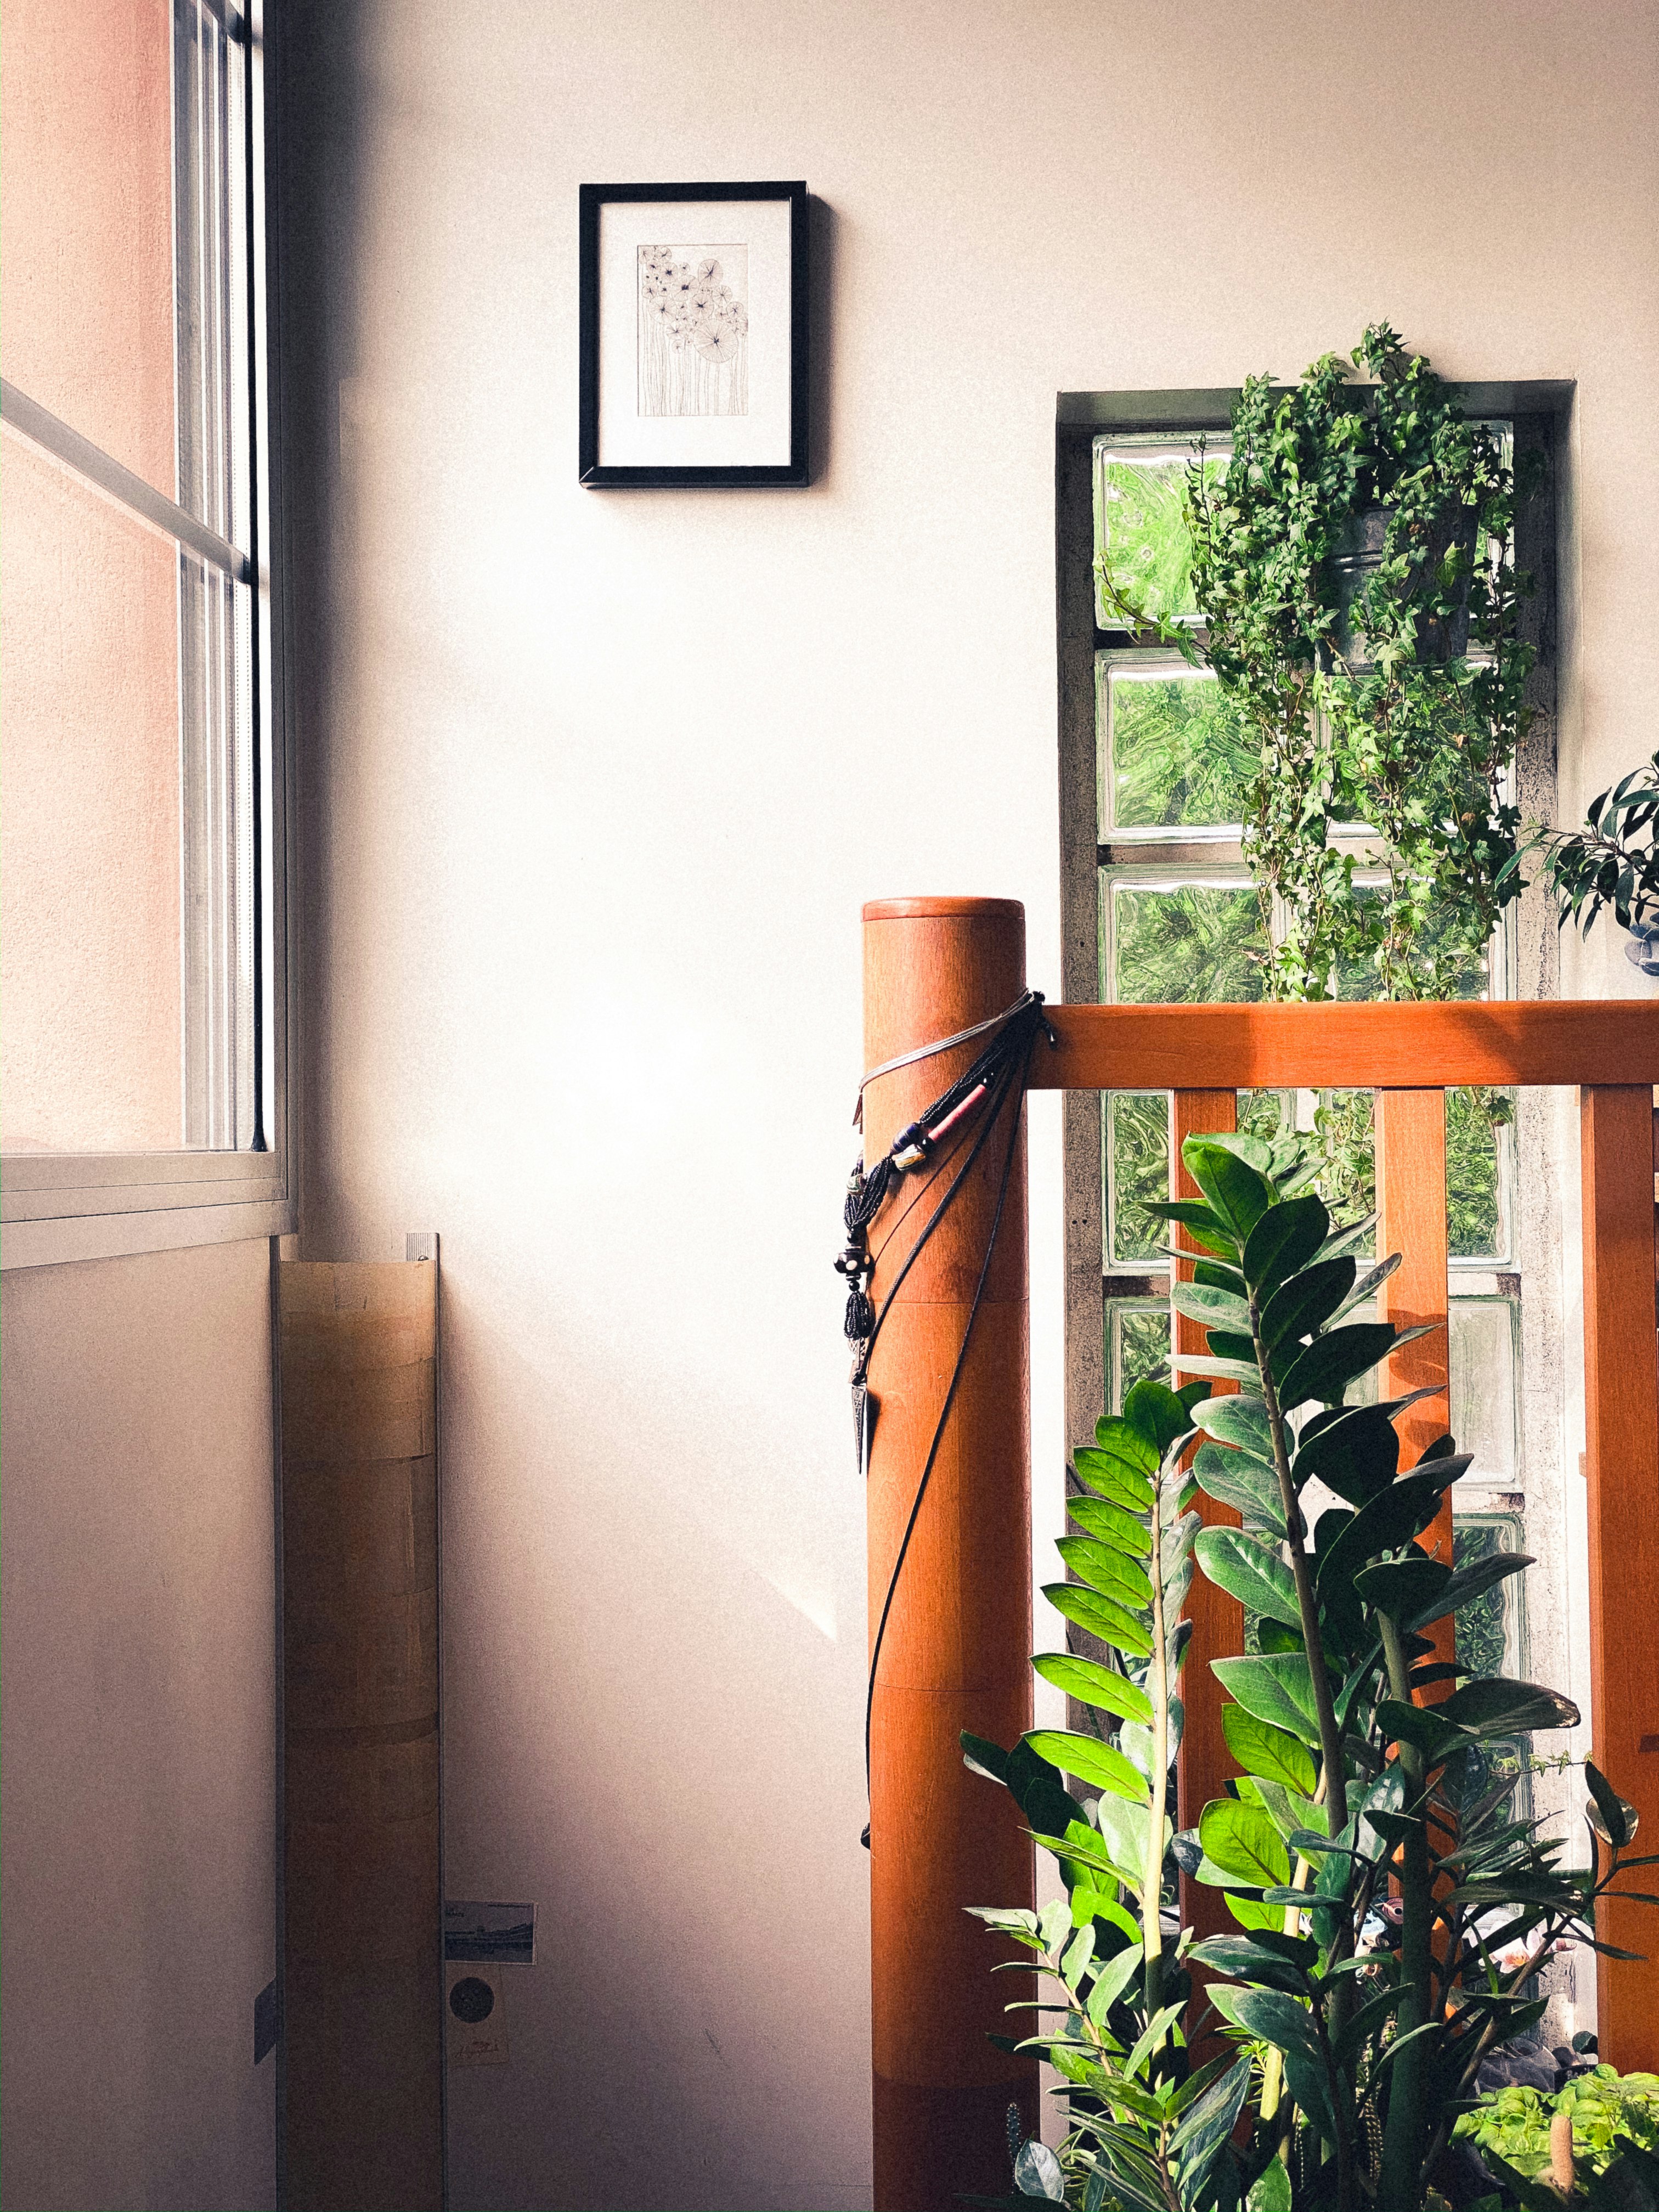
[861,899,1659,2212]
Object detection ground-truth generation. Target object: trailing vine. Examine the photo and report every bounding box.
[1177,324,1539,1002]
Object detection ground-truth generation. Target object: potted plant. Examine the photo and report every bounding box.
[964,1128,1655,2212]
[1097,325,1538,1005]
[1506,751,1659,978]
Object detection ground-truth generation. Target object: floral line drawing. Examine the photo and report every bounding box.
[637,244,749,417]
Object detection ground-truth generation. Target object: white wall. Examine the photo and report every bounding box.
[0,1239,278,2212]
[278,4,1659,2206]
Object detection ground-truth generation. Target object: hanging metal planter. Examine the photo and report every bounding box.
[1328,503,1475,672]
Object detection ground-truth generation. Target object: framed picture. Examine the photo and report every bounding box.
[578,181,809,488]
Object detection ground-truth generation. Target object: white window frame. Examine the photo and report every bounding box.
[1,0,292,1271]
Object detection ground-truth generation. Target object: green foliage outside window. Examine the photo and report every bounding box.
[1107,672,1257,831]
[1112,884,1268,1006]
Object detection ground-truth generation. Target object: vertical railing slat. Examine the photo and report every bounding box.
[1581,1084,1659,2068]
[1171,1088,1243,1944]
[1375,1091,1455,1681]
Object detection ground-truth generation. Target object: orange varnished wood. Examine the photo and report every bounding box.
[1030,1001,1659,1093]
[1170,1091,1244,1948]
[1582,1086,1659,2070]
[1375,1091,1455,1685]
[862,900,1035,2211]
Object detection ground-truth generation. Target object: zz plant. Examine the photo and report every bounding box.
[963,1128,1655,2212]
[1160,1129,1656,2211]
[963,1376,1256,2212]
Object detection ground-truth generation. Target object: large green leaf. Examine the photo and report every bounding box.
[1145,1196,1240,1260]
[1199,1797,1291,1889]
[1212,1654,1321,1745]
[1170,1352,1263,1388]
[1437,1677,1580,1736]
[1278,1322,1424,1410]
[1259,1255,1358,1351]
[1222,1703,1318,1795]
[1240,1192,1330,1300]
[1355,1555,1451,1622]
[1193,1394,1275,1464]
[1183,1137,1276,1242]
[1057,1536,1153,1611]
[1167,2055,1253,2203]
[1206,1983,1334,2141]
[960,1730,1010,1785]
[1034,1653,1154,1726]
[1410,1548,1532,1632]
[1122,1376,1199,1457]
[1067,1493,1153,1556]
[1171,1279,1253,1335]
[1584,1760,1638,1849]
[1313,1465,1468,1597]
[1043,1581,1154,1658]
[1192,1441,1284,1532]
[1291,1404,1401,1505]
[1194,1526,1302,1629]
[1073,1445,1156,1514]
[1189,1932,1311,1993]
[1375,1698,1474,1765]
[1025,1729,1149,1804]
[1095,1409,1159,1464]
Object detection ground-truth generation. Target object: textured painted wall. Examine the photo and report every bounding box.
[0,1239,278,2212]
[276,4,1659,2205]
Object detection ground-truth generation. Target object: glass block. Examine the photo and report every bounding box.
[1446,1087,1512,1261]
[1107,1093,1168,1265]
[1093,441,1226,631]
[1099,662,1255,833]
[1109,1305,1171,1410]
[1449,1301,1520,1483]
[1453,1512,1531,1823]
[1107,880,1268,1005]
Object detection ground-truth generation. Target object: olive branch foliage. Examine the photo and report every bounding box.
[1501,750,1659,944]
[964,1131,1655,2212]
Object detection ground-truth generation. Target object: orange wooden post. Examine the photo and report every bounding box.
[1581,1085,1659,2068]
[1171,1090,1243,1939]
[1375,1090,1455,1681]
[862,899,1038,2212]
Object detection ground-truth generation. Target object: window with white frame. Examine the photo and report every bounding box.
[1,0,286,1262]
[1057,391,1572,1849]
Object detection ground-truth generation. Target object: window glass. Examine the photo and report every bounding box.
[0,0,261,1156]
[1099,661,1255,833]
[1450,1301,1520,1483]
[1107,879,1268,1006]
[1,1,177,500]
[1094,441,1227,631]
[0,433,184,1150]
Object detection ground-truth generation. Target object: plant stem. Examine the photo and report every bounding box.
[1142,1453,1169,2037]
[1376,1613,1434,2210]
[1250,1291,1358,2210]
[1249,1296,1347,1840]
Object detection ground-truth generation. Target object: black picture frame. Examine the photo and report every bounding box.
[578,181,809,489]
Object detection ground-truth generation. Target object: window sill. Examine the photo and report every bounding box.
[1,1194,296,1271]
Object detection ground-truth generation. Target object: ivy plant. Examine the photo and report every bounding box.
[1156,1129,1658,2212]
[1099,325,1538,1002]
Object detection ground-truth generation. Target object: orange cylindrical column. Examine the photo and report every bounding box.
[862,898,1038,2212]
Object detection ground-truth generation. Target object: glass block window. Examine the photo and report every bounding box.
[1087,422,1524,1542]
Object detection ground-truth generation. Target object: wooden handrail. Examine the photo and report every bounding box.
[1030,1000,1659,1091]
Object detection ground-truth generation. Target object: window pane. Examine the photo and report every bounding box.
[1093,442,1226,630]
[1447,1086,1512,1261]
[1107,880,1268,1005]
[1099,662,1255,833]
[1,1,178,500]
[1109,1306,1171,1410]
[1450,1301,1520,1482]
[1106,1093,1167,1264]
[1,431,184,1149]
